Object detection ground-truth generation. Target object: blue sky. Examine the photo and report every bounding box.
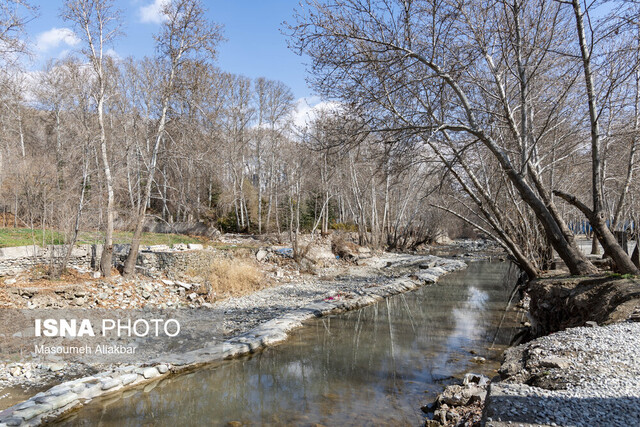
[24,0,313,100]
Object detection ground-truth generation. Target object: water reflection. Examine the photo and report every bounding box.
[58,261,521,426]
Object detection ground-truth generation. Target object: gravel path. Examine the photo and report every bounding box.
[485,322,640,427]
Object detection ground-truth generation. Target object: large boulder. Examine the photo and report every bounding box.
[305,242,335,264]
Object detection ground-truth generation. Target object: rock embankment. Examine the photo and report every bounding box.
[484,322,640,427]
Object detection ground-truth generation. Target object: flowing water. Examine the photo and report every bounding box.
[58,261,523,426]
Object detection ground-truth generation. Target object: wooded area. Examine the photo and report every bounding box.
[2,0,640,278]
[1,0,454,278]
[289,0,640,277]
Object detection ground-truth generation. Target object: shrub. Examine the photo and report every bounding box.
[200,257,264,301]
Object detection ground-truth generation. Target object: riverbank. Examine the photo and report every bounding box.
[483,273,640,426]
[0,250,468,426]
[485,322,640,426]
[426,270,640,427]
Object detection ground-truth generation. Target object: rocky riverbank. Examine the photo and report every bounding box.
[484,322,640,426]
[425,271,640,427]
[0,251,467,426]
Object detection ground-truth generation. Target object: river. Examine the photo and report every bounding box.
[57,260,522,426]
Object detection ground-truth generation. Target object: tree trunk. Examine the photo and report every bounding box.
[568,0,637,273]
[591,234,600,255]
[123,110,168,276]
[124,56,179,276]
[554,190,639,274]
[97,96,114,278]
[57,149,89,277]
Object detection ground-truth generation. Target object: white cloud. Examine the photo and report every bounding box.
[105,48,121,60]
[35,27,79,52]
[139,0,169,24]
[291,96,342,128]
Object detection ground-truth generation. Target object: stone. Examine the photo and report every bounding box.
[47,363,65,372]
[0,245,39,259]
[585,321,599,328]
[187,243,203,250]
[438,386,469,406]
[437,384,487,408]
[255,249,269,262]
[13,403,54,421]
[305,244,335,264]
[92,271,101,279]
[175,281,191,290]
[47,385,71,396]
[188,292,197,301]
[4,417,24,426]
[463,373,490,387]
[539,356,570,370]
[5,278,17,285]
[120,373,138,386]
[100,378,122,390]
[13,400,35,410]
[156,364,168,374]
[42,392,78,410]
[78,383,103,400]
[471,356,486,364]
[161,279,175,286]
[421,402,437,414]
[142,367,160,379]
[419,261,437,269]
[466,385,487,403]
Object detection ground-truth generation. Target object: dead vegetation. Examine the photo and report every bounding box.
[206,258,264,300]
[331,236,360,261]
[185,255,265,302]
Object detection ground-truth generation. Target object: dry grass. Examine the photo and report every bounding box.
[189,256,265,301]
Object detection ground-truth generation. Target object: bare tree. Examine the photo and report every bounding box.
[0,0,35,66]
[63,0,122,277]
[553,0,639,274]
[123,0,222,276]
[254,77,294,234]
[288,0,599,275]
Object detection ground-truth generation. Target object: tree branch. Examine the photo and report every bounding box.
[552,190,593,217]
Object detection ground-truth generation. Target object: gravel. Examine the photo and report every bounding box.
[213,253,463,336]
[485,322,640,427]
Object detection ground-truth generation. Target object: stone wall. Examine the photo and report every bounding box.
[133,248,219,277]
[0,243,215,278]
[142,220,220,238]
[0,245,95,276]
